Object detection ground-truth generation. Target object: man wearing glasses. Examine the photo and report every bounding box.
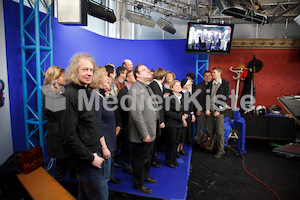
[128,64,159,194]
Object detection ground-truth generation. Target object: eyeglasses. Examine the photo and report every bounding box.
[138,68,148,73]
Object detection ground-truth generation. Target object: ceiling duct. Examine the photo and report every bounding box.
[125,10,155,28]
[215,0,267,25]
[156,17,176,34]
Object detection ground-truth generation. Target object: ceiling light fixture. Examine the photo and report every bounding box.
[88,0,116,23]
[215,0,267,24]
[156,17,176,34]
[125,10,155,28]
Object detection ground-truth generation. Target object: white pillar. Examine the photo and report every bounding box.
[0,0,14,165]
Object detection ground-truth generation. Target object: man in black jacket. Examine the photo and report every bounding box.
[195,70,212,144]
[149,68,166,167]
[61,53,110,199]
[115,70,136,174]
[204,67,229,159]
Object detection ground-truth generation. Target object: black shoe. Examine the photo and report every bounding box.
[176,152,181,158]
[179,150,188,156]
[165,162,176,168]
[174,162,179,166]
[154,152,160,158]
[135,185,152,194]
[109,177,122,184]
[123,169,133,175]
[151,161,161,168]
[144,177,157,184]
[152,157,161,163]
[114,163,122,168]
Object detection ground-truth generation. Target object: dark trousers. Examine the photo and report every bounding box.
[132,142,154,188]
[184,119,192,143]
[120,125,133,171]
[196,111,206,144]
[165,127,182,165]
[54,158,70,184]
[157,128,167,152]
[110,151,115,179]
[71,151,105,200]
[151,121,161,161]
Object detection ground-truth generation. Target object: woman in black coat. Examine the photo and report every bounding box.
[42,65,68,184]
[164,80,188,169]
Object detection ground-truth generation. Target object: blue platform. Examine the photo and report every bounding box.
[109,145,192,200]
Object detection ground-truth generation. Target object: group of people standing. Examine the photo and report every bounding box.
[42,52,229,199]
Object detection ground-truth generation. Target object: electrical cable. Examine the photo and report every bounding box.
[242,154,280,200]
[47,157,55,171]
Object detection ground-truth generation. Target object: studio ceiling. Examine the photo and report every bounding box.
[114,0,300,24]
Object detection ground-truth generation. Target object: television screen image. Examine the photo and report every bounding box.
[186,22,234,54]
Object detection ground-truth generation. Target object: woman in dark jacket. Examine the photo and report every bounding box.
[91,67,120,200]
[42,65,68,184]
[164,80,188,169]
[178,78,196,156]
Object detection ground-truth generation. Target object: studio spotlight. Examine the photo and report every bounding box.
[215,0,267,24]
[88,1,116,23]
[125,10,155,28]
[156,17,176,34]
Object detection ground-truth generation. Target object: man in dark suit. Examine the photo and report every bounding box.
[128,64,159,194]
[204,67,229,159]
[115,70,136,175]
[195,70,212,144]
[149,68,166,167]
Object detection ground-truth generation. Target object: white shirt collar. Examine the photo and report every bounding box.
[213,79,222,85]
[182,89,188,93]
[174,92,182,102]
[154,79,163,92]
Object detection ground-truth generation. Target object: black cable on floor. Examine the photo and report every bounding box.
[242,154,280,200]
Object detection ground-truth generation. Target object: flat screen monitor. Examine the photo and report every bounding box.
[186,22,234,54]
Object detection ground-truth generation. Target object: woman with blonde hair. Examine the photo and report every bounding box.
[91,67,121,199]
[163,71,176,98]
[43,65,67,184]
[164,80,188,168]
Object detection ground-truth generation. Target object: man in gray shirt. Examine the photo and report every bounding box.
[204,67,229,159]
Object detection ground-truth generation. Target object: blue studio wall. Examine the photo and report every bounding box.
[4,0,197,152]
[53,20,196,78]
[3,0,26,152]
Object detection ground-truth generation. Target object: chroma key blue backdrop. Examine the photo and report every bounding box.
[3,0,197,152]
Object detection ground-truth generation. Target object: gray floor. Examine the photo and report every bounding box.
[187,139,300,200]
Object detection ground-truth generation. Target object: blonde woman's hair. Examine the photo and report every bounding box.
[64,53,97,85]
[44,65,64,85]
[170,80,180,88]
[90,67,108,89]
[165,71,176,81]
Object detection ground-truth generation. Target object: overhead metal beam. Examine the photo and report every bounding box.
[269,2,300,24]
[114,0,300,23]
